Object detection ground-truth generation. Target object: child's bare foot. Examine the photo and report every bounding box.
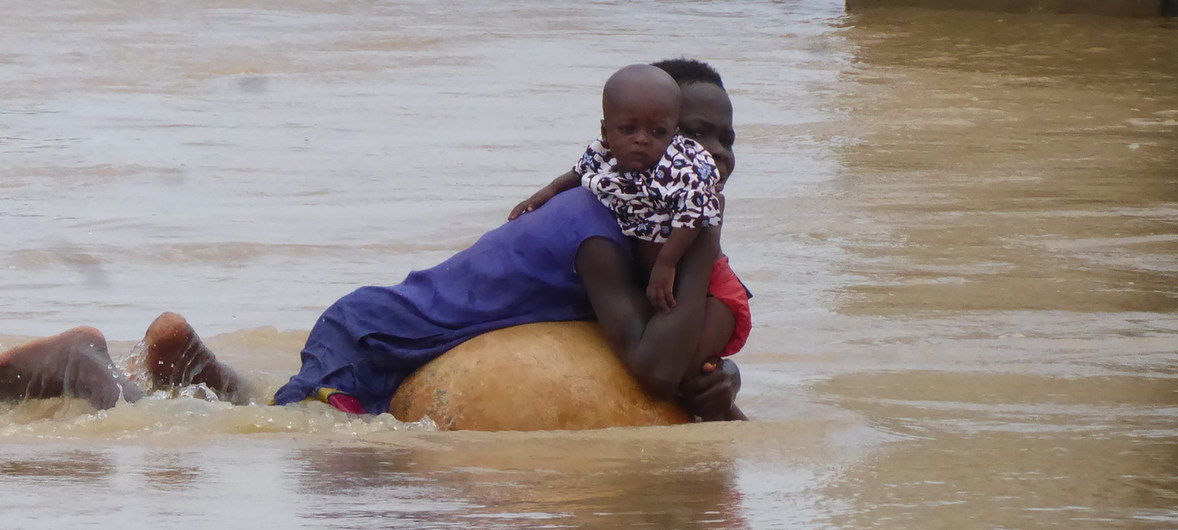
[140,312,250,405]
[0,326,145,409]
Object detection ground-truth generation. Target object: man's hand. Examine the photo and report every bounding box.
[679,357,746,421]
[646,262,677,313]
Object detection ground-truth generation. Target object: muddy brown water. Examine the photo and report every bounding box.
[1,1,1175,527]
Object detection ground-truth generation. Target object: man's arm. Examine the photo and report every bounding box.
[575,226,719,400]
[680,358,747,421]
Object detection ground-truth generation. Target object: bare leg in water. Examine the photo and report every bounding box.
[0,313,248,409]
[136,312,250,405]
[0,326,145,409]
[2,312,740,418]
[684,297,748,421]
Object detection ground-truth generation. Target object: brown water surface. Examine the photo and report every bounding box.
[1,1,1175,527]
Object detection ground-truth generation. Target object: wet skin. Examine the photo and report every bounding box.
[0,302,737,418]
[134,312,250,405]
[0,326,144,410]
[0,313,248,409]
[0,78,746,421]
[507,78,745,420]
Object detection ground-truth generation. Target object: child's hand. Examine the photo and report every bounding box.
[646,263,677,313]
[508,187,557,220]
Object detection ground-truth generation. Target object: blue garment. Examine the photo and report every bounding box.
[272,188,632,413]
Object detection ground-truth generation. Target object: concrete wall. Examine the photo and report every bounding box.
[845,0,1173,17]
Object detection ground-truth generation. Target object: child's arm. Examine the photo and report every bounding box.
[647,226,700,313]
[648,137,723,310]
[507,170,581,221]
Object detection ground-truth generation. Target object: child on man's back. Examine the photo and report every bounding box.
[578,64,722,313]
[510,63,751,361]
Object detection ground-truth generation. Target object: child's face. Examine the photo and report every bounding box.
[601,100,679,173]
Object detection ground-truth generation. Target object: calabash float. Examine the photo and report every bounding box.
[389,321,692,431]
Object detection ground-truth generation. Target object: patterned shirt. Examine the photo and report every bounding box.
[575,135,721,243]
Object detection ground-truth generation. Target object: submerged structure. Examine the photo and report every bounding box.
[845,0,1176,17]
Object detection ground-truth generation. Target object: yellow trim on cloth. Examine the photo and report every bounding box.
[268,387,342,406]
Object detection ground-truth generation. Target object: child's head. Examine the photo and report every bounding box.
[600,64,681,173]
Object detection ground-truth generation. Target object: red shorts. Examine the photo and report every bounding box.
[709,256,752,357]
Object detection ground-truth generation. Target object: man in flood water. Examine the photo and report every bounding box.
[0,59,747,425]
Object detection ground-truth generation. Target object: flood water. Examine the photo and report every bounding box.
[2,0,1176,527]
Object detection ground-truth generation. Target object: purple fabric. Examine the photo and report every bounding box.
[272,188,632,413]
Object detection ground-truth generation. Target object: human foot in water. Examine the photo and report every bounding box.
[140,312,250,405]
[0,326,145,409]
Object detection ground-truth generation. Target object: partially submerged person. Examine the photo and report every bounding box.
[510,63,752,362]
[0,58,747,422]
[0,316,248,410]
[581,64,720,315]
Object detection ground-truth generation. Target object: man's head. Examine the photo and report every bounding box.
[600,64,682,173]
[652,58,735,189]
[650,58,724,89]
